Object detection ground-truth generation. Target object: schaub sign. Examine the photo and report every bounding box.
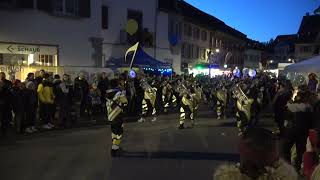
[0,43,57,55]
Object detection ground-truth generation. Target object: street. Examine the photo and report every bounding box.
[0,106,274,180]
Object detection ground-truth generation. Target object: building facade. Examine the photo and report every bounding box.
[295,13,320,62]
[0,0,248,78]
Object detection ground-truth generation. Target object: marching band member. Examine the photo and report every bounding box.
[138,74,158,122]
[178,80,197,129]
[216,83,227,119]
[106,78,128,157]
[232,83,254,134]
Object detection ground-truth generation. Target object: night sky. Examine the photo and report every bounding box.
[185,0,319,42]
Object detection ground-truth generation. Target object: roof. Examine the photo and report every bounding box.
[159,0,247,40]
[298,14,320,34]
[274,34,297,43]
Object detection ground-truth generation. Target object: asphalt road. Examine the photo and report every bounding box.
[0,107,275,180]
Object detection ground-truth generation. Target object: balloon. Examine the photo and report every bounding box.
[242,68,249,76]
[129,69,136,79]
[126,19,138,36]
[233,69,240,77]
[248,69,257,77]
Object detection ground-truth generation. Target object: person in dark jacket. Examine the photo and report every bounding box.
[74,73,89,117]
[282,87,313,172]
[11,80,25,134]
[273,81,293,135]
[24,81,38,133]
[55,74,73,128]
[98,72,109,106]
[0,74,12,137]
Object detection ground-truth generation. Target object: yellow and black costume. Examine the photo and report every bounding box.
[232,84,254,133]
[106,79,128,156]
[178,82,200,129]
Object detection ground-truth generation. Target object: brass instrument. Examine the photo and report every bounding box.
[178,82,196,111]
[232,84,254,121]
[107,90,128,122]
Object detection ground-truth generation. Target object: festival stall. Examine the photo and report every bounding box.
[284,55,320,86]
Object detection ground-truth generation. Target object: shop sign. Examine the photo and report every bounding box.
[0,43,57,55]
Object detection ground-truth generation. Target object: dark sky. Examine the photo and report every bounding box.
[185,0,319,42]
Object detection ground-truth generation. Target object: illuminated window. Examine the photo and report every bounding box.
[38,55,55,66]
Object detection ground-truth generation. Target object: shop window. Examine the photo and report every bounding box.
[38,55,54,66]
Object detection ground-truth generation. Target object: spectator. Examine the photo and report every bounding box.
[37,73,55,129]
[55,74,73,128]
[0,74,12,137]
[88,83,102,121]
[308,73,318,93]
[98,72,109,106]
[25,72,35,83]
[214,128,298,180]
[273,81,293,135]
[74,72,89,117]
[24,81,38,133]
[11,80,25,133]
[282,86,313,171]
[35,69,45,88]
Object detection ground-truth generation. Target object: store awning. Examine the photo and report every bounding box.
[105,47,171,69]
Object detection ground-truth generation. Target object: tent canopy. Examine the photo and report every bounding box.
[284,55,320,73]
[106,47,171,69]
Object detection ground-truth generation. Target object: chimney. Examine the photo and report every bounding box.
[306,12,310,16]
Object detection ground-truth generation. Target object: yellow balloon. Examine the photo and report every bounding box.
[126,19,138,36]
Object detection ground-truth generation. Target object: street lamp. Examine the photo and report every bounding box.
[215,48,220,53]
[223,64,228,68]
[269,60,274,63]
[288,58,292,62]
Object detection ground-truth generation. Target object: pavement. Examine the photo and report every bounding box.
[0,106,276,180]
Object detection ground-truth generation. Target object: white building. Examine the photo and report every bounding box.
[0,0,248,79]
[0,0,180,78]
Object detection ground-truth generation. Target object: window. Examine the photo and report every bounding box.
[181,43,186,58]
[193,28,200,39]
[184,24,188,36]
[201,30,207,41]
[300,46,312,53]
[194,46,200,59]
[190,44,194,58]
[53,0,79,16]
[38,55,55,66]
[187,25,192,37]
[102,6,109,29]
[175,22,182,37]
